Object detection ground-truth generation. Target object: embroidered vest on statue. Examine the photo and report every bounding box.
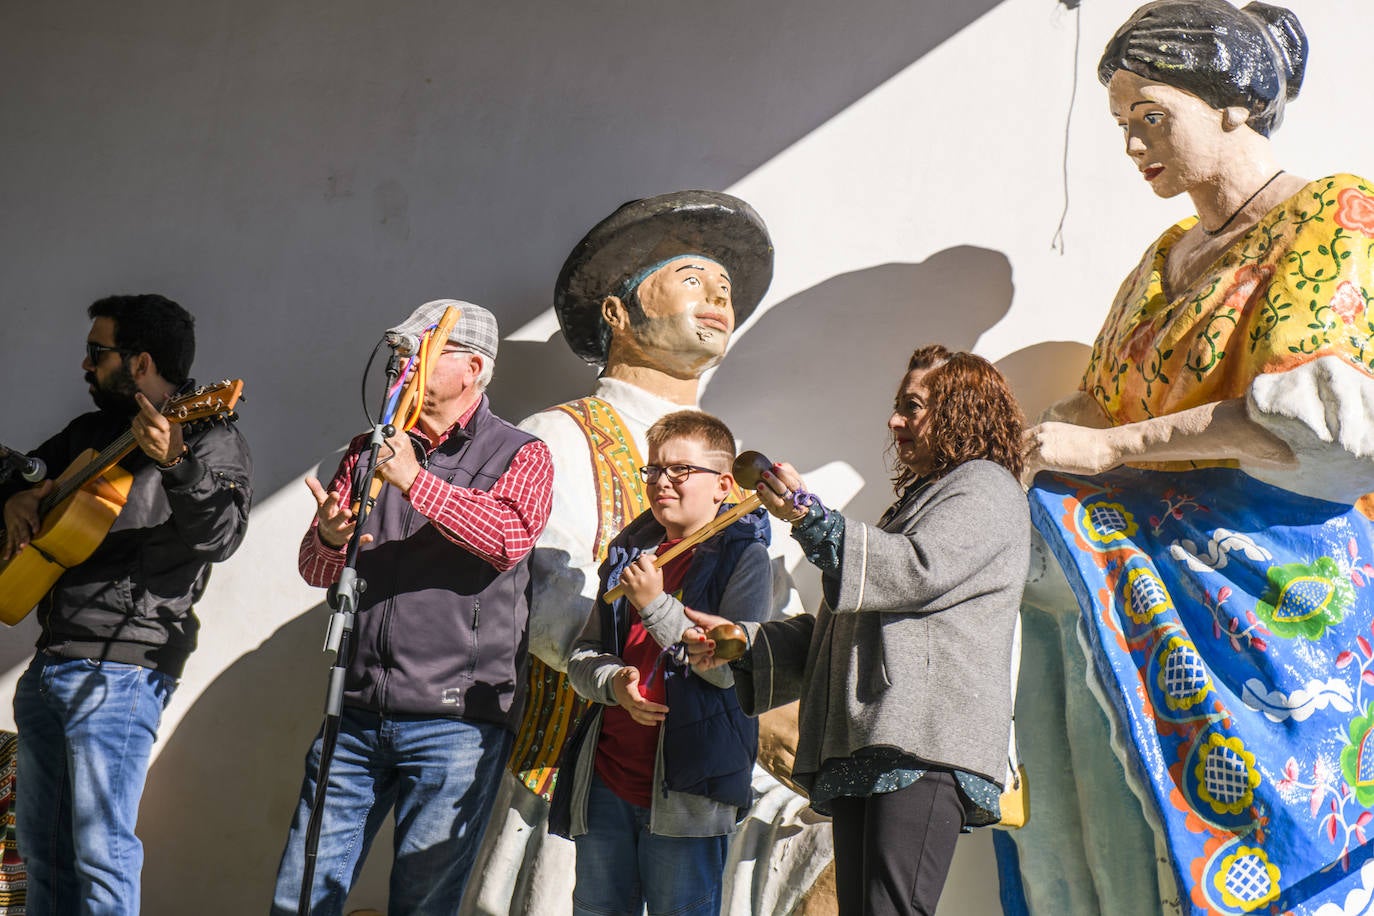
[508,397,649,798]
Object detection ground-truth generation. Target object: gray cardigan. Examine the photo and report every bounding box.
[736,459,1029,792]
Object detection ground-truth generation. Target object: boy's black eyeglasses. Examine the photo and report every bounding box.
[639,463,722,485]
[86,342,133,364]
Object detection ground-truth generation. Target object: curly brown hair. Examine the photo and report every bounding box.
[891,345,1025,491]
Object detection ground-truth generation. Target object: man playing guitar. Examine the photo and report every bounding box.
[0,294,252,916]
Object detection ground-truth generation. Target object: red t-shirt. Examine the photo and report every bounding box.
[594,540,695,808]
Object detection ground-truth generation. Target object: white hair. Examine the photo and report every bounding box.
[467,350,495,390]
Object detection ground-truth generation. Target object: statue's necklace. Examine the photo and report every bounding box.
[1202,170,1285,236]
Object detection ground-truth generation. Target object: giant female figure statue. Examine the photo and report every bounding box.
[1019,2,1374,914]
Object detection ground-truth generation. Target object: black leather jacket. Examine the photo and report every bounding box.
[0,398,252,677]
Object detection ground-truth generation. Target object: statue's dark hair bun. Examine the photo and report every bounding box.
[1243,2,1307,101]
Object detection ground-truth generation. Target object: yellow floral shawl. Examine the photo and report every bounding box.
[1083,174,1374,425]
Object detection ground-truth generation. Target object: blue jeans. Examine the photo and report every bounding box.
[271,707,513,916]
[13,653,177,916]
[573,773,729,916]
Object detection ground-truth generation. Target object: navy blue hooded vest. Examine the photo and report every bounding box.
[599,505,769,810]
[348,396,537,730]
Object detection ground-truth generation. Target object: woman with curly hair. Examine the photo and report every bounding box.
[686,345,1029,916]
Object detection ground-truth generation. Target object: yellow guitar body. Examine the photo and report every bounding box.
[0,450,134,626]
[0,378,241,626]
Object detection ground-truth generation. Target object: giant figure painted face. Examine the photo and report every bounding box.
[553,189,772,375]
[606,254,735,378]
[1098,0,1305,138]
[1098,0,1306,202]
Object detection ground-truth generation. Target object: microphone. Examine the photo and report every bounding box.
[0,447,46,484]
[384,331,422,356]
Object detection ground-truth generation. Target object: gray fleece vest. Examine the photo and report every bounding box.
[347,397,536,730]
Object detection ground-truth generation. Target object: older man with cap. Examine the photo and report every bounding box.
[270,300,554,916]
[464,193,834,916]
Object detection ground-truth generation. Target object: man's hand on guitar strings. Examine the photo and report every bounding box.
[132,393,184,466]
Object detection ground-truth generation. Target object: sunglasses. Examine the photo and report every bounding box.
[639,463,722,485]
[86,341,134,364]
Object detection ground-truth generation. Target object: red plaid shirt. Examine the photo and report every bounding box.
[298,401,553,586]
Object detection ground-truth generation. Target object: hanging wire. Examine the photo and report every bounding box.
[1051,2,1083,254]
[359,338,389,427]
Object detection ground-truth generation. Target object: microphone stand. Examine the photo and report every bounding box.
[296,347,403,916]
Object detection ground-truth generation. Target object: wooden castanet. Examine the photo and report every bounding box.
[731,450,773,491]
[602,450,775,605]
[705,622,748,661]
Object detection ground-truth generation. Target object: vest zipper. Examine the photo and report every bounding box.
[467,598,480,678]
[378,438,427,713]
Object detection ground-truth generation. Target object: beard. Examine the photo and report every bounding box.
[87,364,140,416]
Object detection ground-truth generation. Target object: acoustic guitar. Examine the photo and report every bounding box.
[0,379,243,625]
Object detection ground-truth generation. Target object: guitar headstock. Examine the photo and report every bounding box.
[163,380,244,424]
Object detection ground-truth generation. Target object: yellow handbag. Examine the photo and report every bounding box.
[997,759,1029,829]
[997,616,1029,829]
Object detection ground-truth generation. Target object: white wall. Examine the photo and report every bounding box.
[1,0,1368,912]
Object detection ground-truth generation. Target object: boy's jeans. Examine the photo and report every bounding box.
[270,707,512,916]
[573,772,728,916]
[14,653,177,916]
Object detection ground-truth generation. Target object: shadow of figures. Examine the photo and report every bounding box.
[993,340,1094,427]
[0,618,39,677]
[139,604,397,914]
[704,254,1090,610]
[705,250,1016,532]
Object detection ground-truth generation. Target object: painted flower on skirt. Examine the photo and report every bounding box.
[1157,635,1210,711]
[1079,500,1138,547]
[1341,707,1374,806]
[1329,281,1367,327]
[1194,733,1261,816]
[1212,844,1280,912]
[1254,557,1356,640]
[1335,187,1374,237]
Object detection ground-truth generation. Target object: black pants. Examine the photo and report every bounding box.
[829,769,965,916]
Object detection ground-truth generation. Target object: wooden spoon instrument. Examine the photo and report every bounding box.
[602,450,774,605]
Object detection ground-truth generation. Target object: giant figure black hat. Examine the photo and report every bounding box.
[554,190,774,366]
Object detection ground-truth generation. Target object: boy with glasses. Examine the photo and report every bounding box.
[557,410,770,916]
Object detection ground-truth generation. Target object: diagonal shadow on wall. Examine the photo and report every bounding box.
[0,0,1010,498]
[704,249,1017,526]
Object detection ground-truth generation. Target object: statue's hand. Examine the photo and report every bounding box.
[1022,421,1121,486]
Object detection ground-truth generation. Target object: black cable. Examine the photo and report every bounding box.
[359,338,388,426]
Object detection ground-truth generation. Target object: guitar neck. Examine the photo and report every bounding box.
[37,430,140,517]
[24,378,242,518]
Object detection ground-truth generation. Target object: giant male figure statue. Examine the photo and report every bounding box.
[463,191,834,916]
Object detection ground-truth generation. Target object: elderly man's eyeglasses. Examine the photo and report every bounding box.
[639,464,722,485]
[86,342,133,364]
